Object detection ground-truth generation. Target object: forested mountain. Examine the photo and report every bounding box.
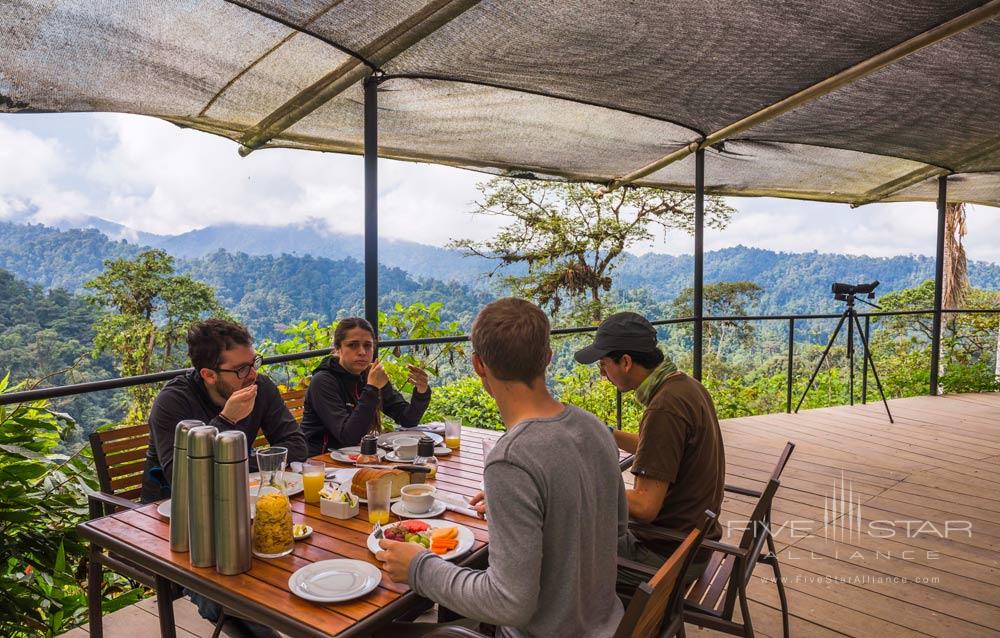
[0,269,123,435]
[3,221,999,331]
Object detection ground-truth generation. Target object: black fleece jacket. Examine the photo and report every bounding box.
[140,370,307,502]
[300,356,431,456]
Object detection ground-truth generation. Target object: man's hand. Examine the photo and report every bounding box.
[406,364,430,393]
[367,361,389,389]
[469,490,487,519]
[221,384,257,423]
[375,539,428,583]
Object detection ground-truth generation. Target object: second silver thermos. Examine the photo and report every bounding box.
[213,430,252,575]
[170,419,204,552]
[187,425,218,567]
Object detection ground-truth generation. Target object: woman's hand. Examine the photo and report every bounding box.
[406,364,430,393]
[367,361,389,389]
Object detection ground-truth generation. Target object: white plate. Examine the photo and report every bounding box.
[368,519,475,561]
[384,451,421,463]
[249,472,303,496]
[377,431,443,447]
[329,447,387,464]
[432,446,451,456]
[288,559,381,603]
[391,500,446,519]
[414,422,446,434]
[157,500,171,518]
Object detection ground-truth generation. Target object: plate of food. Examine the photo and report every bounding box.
[329,446,388,464]
[367,519,474,561]
[249,472,303,496]
[292,523,313,541]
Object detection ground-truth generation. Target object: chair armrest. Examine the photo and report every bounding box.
[88,490,142,516]
[619,454,636,472]
[422,627,490,638]
[629,522,749,558]
[617,557,657,578]
[724,483,762,498]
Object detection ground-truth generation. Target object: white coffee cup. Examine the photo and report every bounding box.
[401,484,437,514]
[393,436,419,460]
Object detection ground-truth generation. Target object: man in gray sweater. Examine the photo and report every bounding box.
[377,298,626,638]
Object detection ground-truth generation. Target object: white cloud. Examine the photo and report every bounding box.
[0,112,997,264]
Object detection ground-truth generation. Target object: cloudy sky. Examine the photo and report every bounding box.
[2,112,998,263]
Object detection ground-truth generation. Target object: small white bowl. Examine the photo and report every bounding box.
[320,495,360,519]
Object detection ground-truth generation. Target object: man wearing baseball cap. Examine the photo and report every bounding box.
[575,312,725,589]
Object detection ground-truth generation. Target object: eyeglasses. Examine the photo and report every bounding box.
[216,354,263,379]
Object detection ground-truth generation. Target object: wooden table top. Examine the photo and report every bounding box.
[79,426,502,638]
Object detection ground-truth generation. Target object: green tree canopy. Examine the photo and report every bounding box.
[85,249,226,421]
[450,177,735,321]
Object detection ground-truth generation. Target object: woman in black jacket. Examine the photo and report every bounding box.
[300,317,431,455]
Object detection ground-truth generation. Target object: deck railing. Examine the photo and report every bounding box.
[1,308,997,429]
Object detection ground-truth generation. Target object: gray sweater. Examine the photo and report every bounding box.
[410,405,626,638]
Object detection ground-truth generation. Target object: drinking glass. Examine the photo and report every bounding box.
[444,418,462,450]
[366,479,391,525]
[252,447,293,557]
[302,459,325,504]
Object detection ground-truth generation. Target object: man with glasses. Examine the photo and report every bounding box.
[141,319,305,637]
[142,318,307,502]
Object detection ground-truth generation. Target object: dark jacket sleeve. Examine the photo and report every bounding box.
[147,385,195,486]
[257,377,308,463]
[307,371,382,447]
[381,382,432,428]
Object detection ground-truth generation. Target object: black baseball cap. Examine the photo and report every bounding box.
[574,312,658,364]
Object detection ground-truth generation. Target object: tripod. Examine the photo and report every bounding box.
[795,293,894,422]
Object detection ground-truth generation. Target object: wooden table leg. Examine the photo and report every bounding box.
[88,543,104,638]
[155,575,177,638]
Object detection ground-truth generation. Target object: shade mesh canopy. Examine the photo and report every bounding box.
[2,0,999,206]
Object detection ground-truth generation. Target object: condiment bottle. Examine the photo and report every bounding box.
[356,434,380,464]
[415,435,438,478]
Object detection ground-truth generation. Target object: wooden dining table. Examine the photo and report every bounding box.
[77,426,502,638]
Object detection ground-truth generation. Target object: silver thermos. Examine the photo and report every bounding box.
[213,430,252,575]
[170,419,204,552]
[187,425,218,567]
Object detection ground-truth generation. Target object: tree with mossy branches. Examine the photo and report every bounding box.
[449,177,735,322]
[85,249,227,422]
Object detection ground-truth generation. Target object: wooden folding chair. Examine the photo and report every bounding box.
[87,424,180,638]
[629,442,795,638]
[405,512,717,638]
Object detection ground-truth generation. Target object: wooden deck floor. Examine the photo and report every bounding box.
[66,393,1000,638]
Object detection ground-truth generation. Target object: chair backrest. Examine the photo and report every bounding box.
[281,388,307,423]
[89,423,152,502]
[769,441,796,482]
[616,511,717,638]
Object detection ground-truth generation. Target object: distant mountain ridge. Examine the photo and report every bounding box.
[1,219,998,336]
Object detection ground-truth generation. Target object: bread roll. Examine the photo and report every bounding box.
[352,468,409,498]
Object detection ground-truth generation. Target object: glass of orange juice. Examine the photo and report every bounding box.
[302,459,325,504]
[366,479,391,525]
[444,418,462,449]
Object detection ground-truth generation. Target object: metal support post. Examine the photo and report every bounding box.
[364,74,379,335]
[693,149,705,381]
[930,176,947,395]
[786,318,795,413]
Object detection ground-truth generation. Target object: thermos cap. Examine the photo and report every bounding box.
[188,425,219,458]
[417,436,435,457]
[360,434,378,455]
[173,419,204,451]
[214,430,248,463]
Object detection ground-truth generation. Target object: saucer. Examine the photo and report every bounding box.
[390,500,446,519]
[385,451,420,463]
